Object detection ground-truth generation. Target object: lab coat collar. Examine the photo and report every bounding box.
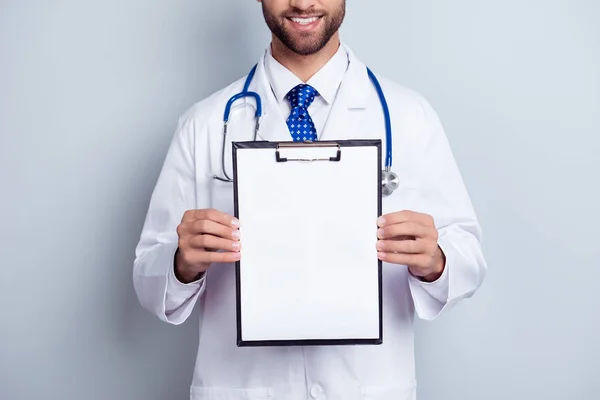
[339,43,372,109]
[264,43,349,105]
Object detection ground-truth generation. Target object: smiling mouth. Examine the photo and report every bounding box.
[287,16,323,25]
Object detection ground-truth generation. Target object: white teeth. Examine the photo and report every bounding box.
[290,17,320,25]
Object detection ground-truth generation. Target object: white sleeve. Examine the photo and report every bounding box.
[408,254,449,306]
[132,114,209,325]
[407,97,488,321]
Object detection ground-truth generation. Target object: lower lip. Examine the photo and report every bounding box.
[287,17,323,32]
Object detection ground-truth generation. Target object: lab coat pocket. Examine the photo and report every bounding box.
[190,386,274,400]
[360,382,417,400]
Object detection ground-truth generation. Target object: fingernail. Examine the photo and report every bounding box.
[377,216,386,226]
[232,218,240,227]
[232,242,241,250]
[377,228,384,237]
[377,241,384,250]
[232,230,240,239]
[232,253,241,260]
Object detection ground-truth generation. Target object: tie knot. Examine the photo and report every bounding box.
[286,84,318,110]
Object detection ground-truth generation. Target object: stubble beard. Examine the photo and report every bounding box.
[262,2,346,56]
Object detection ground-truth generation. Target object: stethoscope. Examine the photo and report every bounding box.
[214,64,400,197]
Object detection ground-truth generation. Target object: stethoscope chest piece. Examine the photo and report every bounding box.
[381,169,399,197]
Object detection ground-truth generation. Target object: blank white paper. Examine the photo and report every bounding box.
[235,144,380,343]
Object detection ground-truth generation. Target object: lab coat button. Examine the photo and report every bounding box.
[310,385,323,398]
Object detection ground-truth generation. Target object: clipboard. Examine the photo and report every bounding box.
[232,140,383,347]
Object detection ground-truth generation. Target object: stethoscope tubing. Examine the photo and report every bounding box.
[217,63,397,196]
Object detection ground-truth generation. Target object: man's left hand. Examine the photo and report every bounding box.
[377,211,446,282]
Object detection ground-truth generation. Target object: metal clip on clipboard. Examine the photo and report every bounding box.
[275,142,342,163]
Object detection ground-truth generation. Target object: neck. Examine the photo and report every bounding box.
[270,34,341,82]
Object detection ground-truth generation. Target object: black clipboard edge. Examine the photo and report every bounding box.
[238,338,382,348]
[232,139,383,347]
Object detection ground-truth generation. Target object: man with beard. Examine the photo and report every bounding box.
[133,1,487,399]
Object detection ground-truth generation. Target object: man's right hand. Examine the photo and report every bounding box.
[174,209,241,283]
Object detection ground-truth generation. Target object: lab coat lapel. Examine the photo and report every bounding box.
[246,54,294,143]
[319,45,377,142]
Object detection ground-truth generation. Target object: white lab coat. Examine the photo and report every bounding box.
[133,43,487,400]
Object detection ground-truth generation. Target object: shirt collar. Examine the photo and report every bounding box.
[264,43,349,105]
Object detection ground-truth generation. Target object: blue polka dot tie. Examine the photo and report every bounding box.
[286,84,319,142]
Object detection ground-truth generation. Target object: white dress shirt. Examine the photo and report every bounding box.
[264,44,349,139]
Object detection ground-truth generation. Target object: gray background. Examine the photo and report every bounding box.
[1,0,598,399]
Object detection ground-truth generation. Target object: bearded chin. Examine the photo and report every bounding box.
[262,4,345,56]
[277,29,332,56]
